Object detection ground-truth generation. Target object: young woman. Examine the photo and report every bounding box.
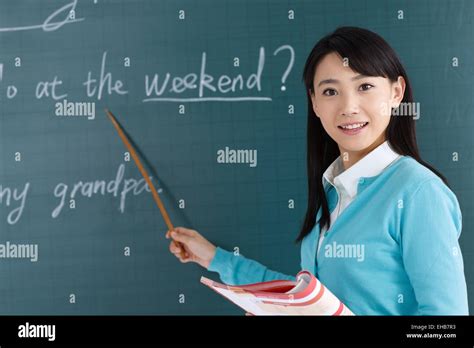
[166,27,468,315]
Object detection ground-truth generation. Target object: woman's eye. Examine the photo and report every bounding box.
[322,88,337,96]
[359,83,374,91]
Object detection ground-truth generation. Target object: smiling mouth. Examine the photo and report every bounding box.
[338,122,369,130]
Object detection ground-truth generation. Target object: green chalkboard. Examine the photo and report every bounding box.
[0,0,472,314]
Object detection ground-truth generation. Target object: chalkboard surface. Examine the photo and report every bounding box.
[0,0,472,314]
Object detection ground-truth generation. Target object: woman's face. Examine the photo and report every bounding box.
[310,52,405,161]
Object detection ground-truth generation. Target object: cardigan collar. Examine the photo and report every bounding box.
[322,141,401,198]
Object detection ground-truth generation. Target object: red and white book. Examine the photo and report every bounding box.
[200,270,354,315]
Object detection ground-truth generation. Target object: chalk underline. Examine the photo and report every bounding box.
[142,97,273,102]
[0,18,84,32]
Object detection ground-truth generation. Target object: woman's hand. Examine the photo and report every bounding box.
[166,227,217,269]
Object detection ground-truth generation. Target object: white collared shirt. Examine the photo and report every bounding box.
[317,141,402,255]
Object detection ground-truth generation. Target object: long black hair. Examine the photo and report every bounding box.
[295,26,449,243]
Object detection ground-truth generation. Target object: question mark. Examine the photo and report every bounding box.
[273,45,295,91]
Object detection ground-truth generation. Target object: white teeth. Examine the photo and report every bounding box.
[340,122,366,129]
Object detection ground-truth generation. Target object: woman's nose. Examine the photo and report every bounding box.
[339,93,360,116]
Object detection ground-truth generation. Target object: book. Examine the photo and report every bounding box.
[200,270,354,316]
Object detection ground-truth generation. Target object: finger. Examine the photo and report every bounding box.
[170,242,183,254]
[176,247,192,261]
[171,247,183,256]
[173,246,189,259]
[174,252,186,259]
[166,230,178,239]
[173,240,186,252]
[169,240,183,254]
[179,256,191,263]
[176,252,189,262]
[174,227,195,236]
[180,249,190,258]
[170,230,191,244]
[172,250,186,261]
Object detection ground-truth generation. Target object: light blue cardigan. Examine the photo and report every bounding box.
[207,156,469,315]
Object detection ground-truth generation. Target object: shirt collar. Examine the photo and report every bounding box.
[322,141,401,198]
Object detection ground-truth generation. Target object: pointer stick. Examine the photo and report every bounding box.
[105,109,185,256]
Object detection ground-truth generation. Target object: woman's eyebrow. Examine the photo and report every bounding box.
[317,74,371,87]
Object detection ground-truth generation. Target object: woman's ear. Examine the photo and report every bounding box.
[391,76,406,108]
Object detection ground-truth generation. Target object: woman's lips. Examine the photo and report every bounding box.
[338,122,369,135]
